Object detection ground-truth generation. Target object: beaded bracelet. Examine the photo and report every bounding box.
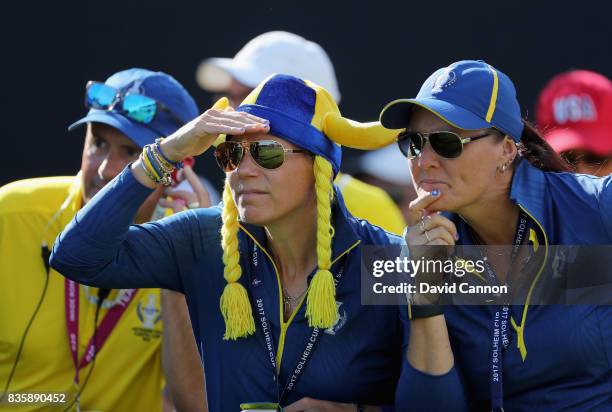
[146,145,172,175]
[140,153,163,184]
[143,146,164,177]
[139,138,184,186]
[141,148,172,186]
[154,138,183,170]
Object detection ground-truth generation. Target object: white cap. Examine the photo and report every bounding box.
[196,31,341,102]
[358,144,412,186]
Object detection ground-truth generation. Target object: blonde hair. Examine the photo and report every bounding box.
[218,155,338,339]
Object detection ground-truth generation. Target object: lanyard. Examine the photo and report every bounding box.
[248,244,346,404]
[473,210,529,302]
[472,210,529,412]
[64,279,136,384]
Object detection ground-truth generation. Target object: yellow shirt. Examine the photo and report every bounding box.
[335,173,406,235]
[0,176,163,412]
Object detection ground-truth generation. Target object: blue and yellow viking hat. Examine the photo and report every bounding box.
[216,74,399,340]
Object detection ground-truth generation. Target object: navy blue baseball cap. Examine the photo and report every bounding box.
[68,68,199,148]
[379,60,524,142]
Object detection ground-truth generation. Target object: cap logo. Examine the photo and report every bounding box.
[432,68,457,93]
[553,94,597,123]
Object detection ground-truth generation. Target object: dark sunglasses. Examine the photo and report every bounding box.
[214,140,310,172]
[85,81,185,127]
[397,130,493,159]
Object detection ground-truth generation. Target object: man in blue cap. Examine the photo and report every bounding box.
[0,68,198,412]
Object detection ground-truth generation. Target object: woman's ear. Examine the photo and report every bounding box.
[502,136,518,161]
[497,135,518,173]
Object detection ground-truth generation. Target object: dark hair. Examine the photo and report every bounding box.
[514,120,572,173]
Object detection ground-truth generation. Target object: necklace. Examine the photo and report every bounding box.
[82,286,134,309]
[282,286,308,316]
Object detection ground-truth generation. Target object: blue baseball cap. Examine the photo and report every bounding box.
[68,68,199,148]
[379,60,524,141]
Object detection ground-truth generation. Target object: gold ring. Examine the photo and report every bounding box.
[420,219,427,233]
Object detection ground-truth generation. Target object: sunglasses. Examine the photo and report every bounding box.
[397,130,493,159]
[214,140,309,172]
[85,81,184,128]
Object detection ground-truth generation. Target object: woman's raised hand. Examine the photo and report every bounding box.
[159,107,270,162]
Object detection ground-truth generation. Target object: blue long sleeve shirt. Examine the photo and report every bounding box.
[50,167,408,411]
[396,160,612,411]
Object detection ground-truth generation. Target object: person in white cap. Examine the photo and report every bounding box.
[196,31,341,107]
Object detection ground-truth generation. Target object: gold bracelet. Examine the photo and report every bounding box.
[140,152,172,186]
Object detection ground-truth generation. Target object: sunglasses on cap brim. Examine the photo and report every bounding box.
[85,81,185,130]
[214,140,311,172]
[397,130,495,159]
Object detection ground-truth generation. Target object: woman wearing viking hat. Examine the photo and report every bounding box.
[51,74,405,411]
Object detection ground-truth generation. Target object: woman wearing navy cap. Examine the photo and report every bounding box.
[380,60,612,411]
[51,74,406,411]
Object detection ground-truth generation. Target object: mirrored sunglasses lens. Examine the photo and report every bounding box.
[251,141,284,169]
[86,83,116,109]
[397,137,408,157]
[408,134,423,158]
[122,94,157,123]
[398,133,422,159]
[431,132,462,158]
[214,143,244,172]
[397,133,415,158]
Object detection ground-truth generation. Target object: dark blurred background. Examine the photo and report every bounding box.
[1,0,609,189]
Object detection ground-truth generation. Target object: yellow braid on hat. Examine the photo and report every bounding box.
[220,181,255,340]
[305,155,337,328]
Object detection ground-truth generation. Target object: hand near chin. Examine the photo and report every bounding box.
[404,190,458,304]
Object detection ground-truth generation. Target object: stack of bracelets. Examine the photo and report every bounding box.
[140,138,183,186]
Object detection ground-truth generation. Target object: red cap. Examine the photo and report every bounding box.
[536,70,612,156]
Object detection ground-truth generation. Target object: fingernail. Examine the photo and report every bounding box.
[431,189,440,196]
[455,233,459,240]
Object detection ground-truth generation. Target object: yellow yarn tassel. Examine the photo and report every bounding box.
[220,182,255,340]
[220,282,255,340]
[305,156,337,329]
[306,268,338,328]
